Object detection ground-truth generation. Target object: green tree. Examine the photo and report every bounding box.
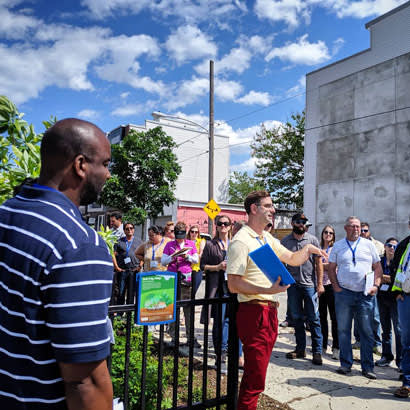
[251,111,305,209]
[100,127,181,225]
[228,170,264,204]
[0,95,55,204]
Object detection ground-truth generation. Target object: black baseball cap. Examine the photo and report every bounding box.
[292,212,308,222]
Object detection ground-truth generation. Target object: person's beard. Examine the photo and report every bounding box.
[292,225,305,235]
[80,179,101,206]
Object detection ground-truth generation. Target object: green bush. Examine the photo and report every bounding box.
[111,317,188,409]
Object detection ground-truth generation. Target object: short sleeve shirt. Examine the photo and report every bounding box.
[329,237,380,292]
[281,232,320,286]
[226,225,287,303]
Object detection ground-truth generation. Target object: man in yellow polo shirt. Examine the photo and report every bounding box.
[227,191,326,410]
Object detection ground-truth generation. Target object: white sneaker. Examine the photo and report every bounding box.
[332,348,340,360]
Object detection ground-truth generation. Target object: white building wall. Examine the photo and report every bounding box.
[305,1,410,241]
[108,114,230,205]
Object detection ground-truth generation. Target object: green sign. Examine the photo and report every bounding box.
[135,272,177,325]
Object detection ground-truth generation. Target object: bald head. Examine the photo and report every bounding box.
[38,118,111,206]
[40,118,105,178]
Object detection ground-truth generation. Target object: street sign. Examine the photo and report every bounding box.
[203,199,221,220]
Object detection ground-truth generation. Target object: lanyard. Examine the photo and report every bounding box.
[218,239,230,250]
[256,236,267,246]
[322,246,330,263]
[152,238,164,261]
[125,237,134,257]
[346,237,360,266]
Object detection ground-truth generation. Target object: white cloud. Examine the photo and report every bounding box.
[195,34,273,76]
[237,91,272,105]
[81,0,247,24]
[120,92,130,99]
[332,37,345,55]
[215,79,243,101]
[286,75,306,95]
[166,77,209,110]
[254,0,311,28]
[77,109,99,119]
[329,0,406,19]
[230,157,257,173]
[0,2,39,39]
[111,104,145,117]
[0,15,164,104]
[265,34,331,65]
[165,25,217,65]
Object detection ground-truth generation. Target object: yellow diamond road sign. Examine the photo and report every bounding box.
[203,199,221,220]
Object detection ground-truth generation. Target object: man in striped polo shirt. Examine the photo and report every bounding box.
[0,118,113,409]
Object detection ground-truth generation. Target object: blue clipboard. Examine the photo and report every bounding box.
[249,243,295,286]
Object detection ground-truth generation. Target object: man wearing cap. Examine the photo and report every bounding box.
[281,212,324,365]
[227,192,326,410]
[328,216,382,380]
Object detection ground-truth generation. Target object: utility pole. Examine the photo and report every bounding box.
[208,60,214,236]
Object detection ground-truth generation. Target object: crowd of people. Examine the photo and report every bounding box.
[108,200,410,407]
[0,118,409,410]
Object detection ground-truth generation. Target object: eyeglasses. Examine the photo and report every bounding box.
[323,230,334,235]
[386,243,397,249]
[217,221,231,227]
[294,219,307,225]
[361,229,369,233]
[190,230,199,234]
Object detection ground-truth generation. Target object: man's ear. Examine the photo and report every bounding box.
[73,154,88,179]
[250,202,258,215]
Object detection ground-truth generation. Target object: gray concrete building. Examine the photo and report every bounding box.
[305,1,410,242]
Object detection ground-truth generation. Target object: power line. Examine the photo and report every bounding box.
[220,91,306,126]
[305,105,410,132]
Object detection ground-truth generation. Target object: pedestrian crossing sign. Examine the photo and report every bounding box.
[203,199,221,220]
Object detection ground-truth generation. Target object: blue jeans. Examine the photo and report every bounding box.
[353,295,381,347]
[378,295,402,366]
[335,288,375,372]
[213,301,229,352]
[287,284,323,354]
[397,294,410,387]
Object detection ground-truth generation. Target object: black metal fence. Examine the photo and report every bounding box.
[108,272,239,410]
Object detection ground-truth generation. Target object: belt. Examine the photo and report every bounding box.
[243,299,279,308]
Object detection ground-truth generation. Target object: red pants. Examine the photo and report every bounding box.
[236,303,278,410]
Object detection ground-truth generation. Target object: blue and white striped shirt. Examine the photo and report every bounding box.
[0,185,113,409]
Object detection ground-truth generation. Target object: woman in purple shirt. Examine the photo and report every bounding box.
[161,221,199,347]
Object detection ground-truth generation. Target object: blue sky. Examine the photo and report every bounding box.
[1,0,407,174]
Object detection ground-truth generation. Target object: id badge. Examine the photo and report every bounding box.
[396,272,406,283]
[151,260,158,268]
[380,284,389,291]
[124,257,131,265]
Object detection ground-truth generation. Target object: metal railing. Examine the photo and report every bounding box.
[108,272,239,410]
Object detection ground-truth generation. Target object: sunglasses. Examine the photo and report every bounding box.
[124,227,134,230]
[323,230,334,235]
[190,230,199,234]
[217,221,231,227]
[294,219,307,225]
[386,243,397,249]
[361,229,369,233]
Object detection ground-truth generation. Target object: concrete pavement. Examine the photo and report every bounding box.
[183,284,409,409]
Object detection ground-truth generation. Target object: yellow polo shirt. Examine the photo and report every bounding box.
[226,224,287,303]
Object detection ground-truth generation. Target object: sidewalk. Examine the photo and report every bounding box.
[262,292,408,410]
[186,285,409,409]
